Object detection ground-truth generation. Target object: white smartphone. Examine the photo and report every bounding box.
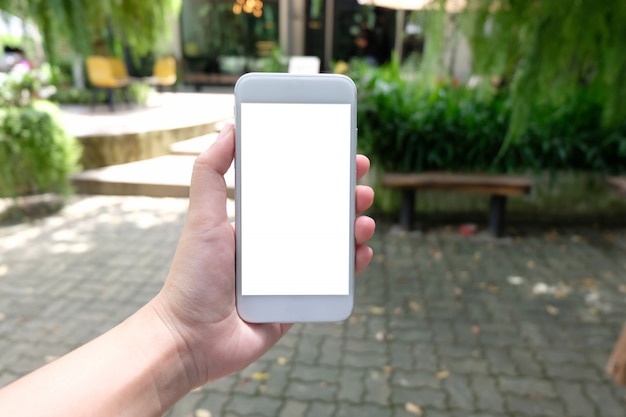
[234,73,357,323]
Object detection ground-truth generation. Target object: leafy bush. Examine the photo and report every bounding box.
[52,83,154,106]
[352,59,626,175]
[0,101,81,197]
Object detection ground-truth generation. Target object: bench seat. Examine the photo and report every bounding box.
[381,172,533,237]
[607,177,626,197]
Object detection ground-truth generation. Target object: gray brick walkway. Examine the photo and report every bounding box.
[1,195,626,416]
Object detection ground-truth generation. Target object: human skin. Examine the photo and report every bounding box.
[0,123,376,416]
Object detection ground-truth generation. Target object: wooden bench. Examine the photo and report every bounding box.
[381,172,533,237]
[607,177,626,197]
[183,73,241,91]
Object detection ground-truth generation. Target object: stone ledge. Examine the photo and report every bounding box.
[78,121,222,169]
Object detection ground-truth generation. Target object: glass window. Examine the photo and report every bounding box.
[181,0,279,74]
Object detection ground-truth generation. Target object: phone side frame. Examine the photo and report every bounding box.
[234,72,358,323]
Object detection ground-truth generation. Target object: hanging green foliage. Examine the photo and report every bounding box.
[420,0,626,148]
[0,0,181,63]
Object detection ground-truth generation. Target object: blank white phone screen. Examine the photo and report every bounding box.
[240,102,352,296]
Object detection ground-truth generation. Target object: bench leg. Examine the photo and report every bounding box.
[489,195,507,237]
[399,189,415,230]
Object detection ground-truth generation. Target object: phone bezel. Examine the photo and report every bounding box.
[234,73,357,323]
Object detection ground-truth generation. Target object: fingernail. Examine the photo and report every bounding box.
[218,123,233,140]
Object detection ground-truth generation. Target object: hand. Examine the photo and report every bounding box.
[151,123,376,389]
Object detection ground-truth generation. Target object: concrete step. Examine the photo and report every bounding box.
[170,133,219,156]
[72,155,235,198]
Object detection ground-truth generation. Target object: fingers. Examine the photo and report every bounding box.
[187,124,235,226]
[355,215,375,246]
[356,185,374,214]
[355,245,374,275]
[355,157,375,276]
[356,154,370,181]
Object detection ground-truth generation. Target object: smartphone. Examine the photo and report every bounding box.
[234,73,357,323]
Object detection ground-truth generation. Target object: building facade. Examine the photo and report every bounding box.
[179,0,395,81]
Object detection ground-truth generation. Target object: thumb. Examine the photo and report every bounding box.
[187,123,235,226]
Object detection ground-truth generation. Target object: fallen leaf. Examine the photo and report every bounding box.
[431,249,443,260]
[543,230,559,241]
[436,370,450,379]
[553,289,569,299]
[370,306,386,315]
[471,325,481,335]
[405,402,423,416]
[507,276,524,286]
[386,333,395,341]
[488,285,500,294]
[581,278,597,289]
[527,260,536,269]
[533,283,550,295]
[0,312,5,322]
[277,357,288,366]
[251,372,270,382]
[409,301,422,313]
[454,287,463,297]
[393,307,403,315]
[194,409,212,417]
[546,305,559,316]
[619,284,626,294]
[383,365,393,374]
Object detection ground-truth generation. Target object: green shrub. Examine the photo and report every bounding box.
[52,83,154,106]
[351,59,626,175]
[0,101,82,197]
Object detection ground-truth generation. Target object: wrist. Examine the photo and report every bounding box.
[135,300,198,408]
[145,294,206,390]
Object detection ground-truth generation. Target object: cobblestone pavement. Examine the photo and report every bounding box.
[1,196,626,417]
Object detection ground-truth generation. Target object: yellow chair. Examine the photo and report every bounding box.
[85,56,130,111]
[150,57,177,90]
[107,57,130,84]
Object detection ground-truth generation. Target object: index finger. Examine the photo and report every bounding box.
[356,154,370,181]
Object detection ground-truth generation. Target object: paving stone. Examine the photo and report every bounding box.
[336,403,392,417]
[544,362,603,381]
[364,372,391,406]
[505,394,565,416]
[391,387,446,409]
[554,381,596,417]
[285,380,338,402]
[391,370,441,389]
[439,357,489,375]
[194,391,230,417]
[498,376,556,398]
[278,400,309,417]
[585,383,626,417]
[443,374,475,411]
[337,368,365,403]
[484,348,517,375]
[471,375,505,413]
[223,394,283,417]
[305,402,336,417]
